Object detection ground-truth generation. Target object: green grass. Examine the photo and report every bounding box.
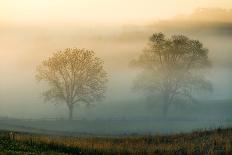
[0,128,232,155]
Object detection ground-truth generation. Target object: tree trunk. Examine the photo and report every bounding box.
[162,103,169,119]
[68,104,74,121]
[162,92,170,119]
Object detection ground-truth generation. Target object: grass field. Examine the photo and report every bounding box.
[0,128,232,155]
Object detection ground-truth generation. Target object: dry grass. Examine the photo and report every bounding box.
[0,128,232,155]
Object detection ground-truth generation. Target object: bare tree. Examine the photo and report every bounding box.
[36,48,107,120]
[132,33,212,117]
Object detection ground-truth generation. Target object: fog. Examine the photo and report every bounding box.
[0,8,232,135]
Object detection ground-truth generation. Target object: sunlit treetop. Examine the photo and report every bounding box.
[134,32,210,71]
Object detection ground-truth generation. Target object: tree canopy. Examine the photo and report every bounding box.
[132,33,212,116]
[36,48,107,120]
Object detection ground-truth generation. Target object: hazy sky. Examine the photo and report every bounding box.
[1,0,232,26]
[0,0,231,122]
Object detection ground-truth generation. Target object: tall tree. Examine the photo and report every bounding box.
[132,33,212,117]
[36,48,107,120]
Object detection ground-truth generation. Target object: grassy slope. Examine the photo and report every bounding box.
[0,128,232,155]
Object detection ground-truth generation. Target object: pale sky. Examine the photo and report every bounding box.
[0,0,232,119]
[0,0,232,26]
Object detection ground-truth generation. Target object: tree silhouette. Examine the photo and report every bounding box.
[132,33,212,117]
[36,48,107,120]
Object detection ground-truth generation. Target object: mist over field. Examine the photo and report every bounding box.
[0,6,232,135]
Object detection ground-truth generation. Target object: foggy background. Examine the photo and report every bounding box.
[0,4,232,135]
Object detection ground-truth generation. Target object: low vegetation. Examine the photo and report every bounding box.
[0,128,232,155]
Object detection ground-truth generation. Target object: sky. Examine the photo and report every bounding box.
[0,0,232,26]
[0,0,231,122]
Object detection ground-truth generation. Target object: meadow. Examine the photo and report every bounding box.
[0,128,232,155]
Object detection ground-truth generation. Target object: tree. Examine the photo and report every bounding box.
[132,33,212,117]
[36,48,107,120]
